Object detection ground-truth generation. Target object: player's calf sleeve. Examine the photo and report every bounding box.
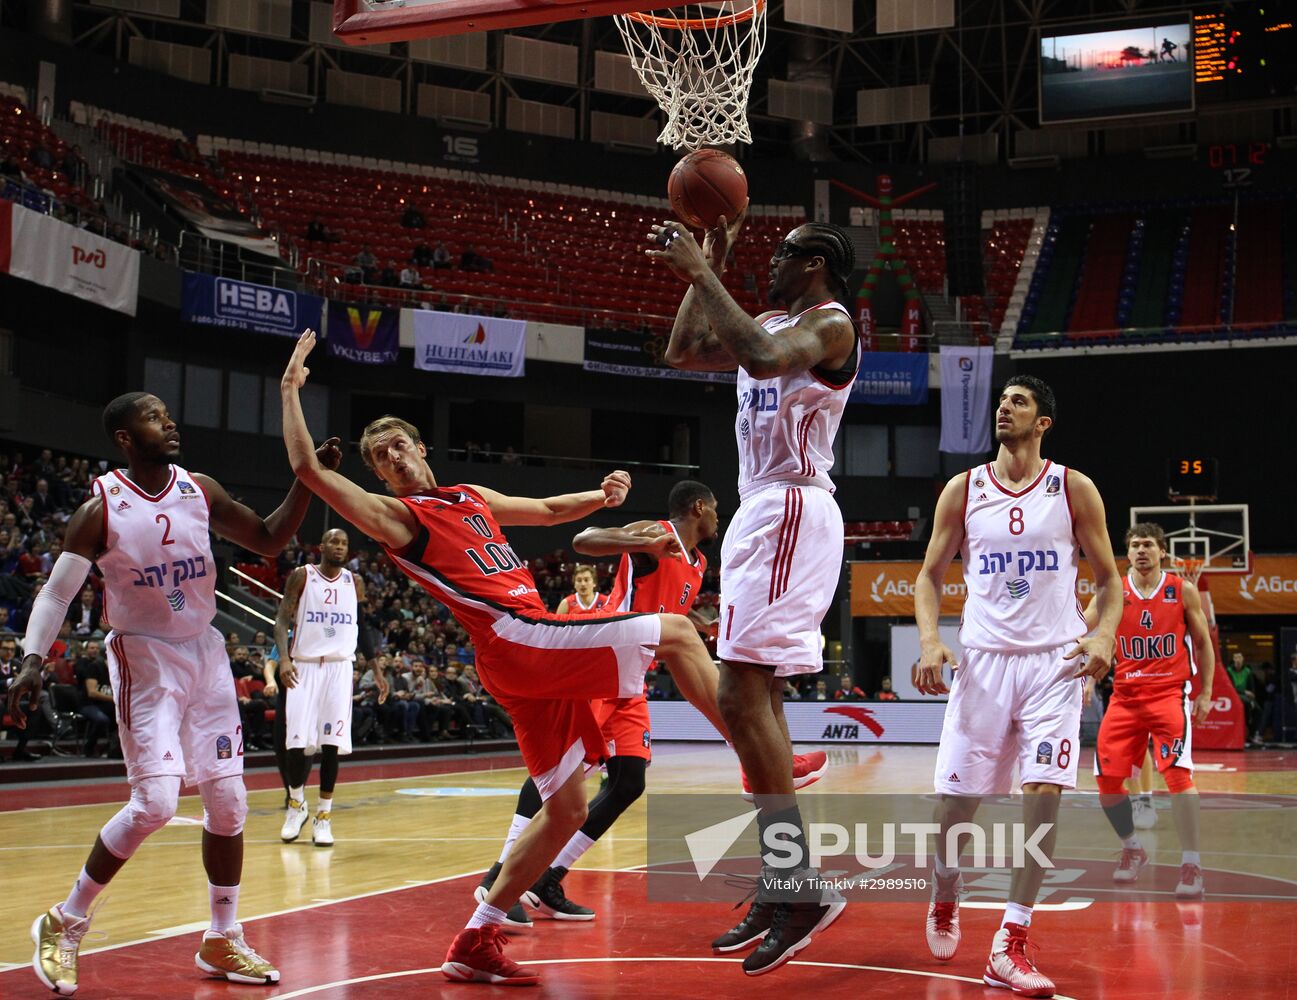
[200,775,249,837]
[1097,783,1136,839]
[100,775,182,859]
[319,745,340,795]
[581,756,647,841]
[1163,767,1194,793]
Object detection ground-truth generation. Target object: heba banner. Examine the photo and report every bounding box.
[181,272,323,336]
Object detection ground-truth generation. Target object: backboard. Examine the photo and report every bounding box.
[1127,502,1251,575]
[332,0,660,44]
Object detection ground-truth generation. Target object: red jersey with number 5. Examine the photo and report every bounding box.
[607,520,707,615]
[382,486,547,639]
[958,461,1083,652]
[1111,572,1194,700]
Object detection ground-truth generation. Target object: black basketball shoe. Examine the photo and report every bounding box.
[711,899,776,953]
[473,861,533,929]
[741,897,846,976]
[522,866,595,920]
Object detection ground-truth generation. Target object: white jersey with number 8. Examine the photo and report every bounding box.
[959,460,1085,652]
[292,564,359,661]
[93,466,217,640]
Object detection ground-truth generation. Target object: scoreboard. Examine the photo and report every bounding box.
[1194,9,1297,102]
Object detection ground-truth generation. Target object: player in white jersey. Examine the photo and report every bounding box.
[6,391,337,996]
[275,528,367,847]
[649,214,857,975]
[913,376,1122,997]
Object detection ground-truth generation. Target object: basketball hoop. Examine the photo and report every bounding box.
[1173,556,1204,584]
[614,0,767,151]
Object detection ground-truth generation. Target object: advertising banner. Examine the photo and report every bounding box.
[848,352,929,405]
[181,272,322,336]
[325,300,400,365]
[583,327,735,384]
[413,311,526,377]
[938,344,993,453]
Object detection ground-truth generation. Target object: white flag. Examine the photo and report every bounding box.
[412,311,526,378]
[938,345,994,454]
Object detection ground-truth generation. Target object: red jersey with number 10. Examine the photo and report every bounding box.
[607,520,707,615]
[382,486,547,639]
[1112,571,1195,701]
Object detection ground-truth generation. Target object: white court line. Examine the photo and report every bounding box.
[267,956,1083,999]
[0,760,534,813]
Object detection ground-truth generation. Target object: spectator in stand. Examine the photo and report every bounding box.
[875,677,899,701]
[379,259,400,287]
[833,677,867,701]
[459,243,493,272]
[0,154,26,180]
[305,216,337,243]
[29,479,57,521]
[380,655,420,742]
[411,242,433,267]
[61,145,83,178]
[432,242,453,269]
[1227,652,1259,741]
[423,664,465,739]
[812,679,829,701]
[399,263,422,289]
[351,666,377,744]
[401,204,426,229]
[28,142,54,171]
[66,585,102,639]
[75,639,115,758]
[458,665,511,736]
[228,645,258,681]
[353,245,377,283]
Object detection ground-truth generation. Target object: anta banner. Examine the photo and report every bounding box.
[938,345,993,453]
[181,272,323,336]
[413,311,526,378]
[850,556,1297,618]
[648,699,946,744]
[325,300,399,365]
[0,201,139,315]
[848,352,929,405]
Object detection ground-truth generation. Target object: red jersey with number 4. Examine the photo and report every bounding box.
[382,486,547,639]
[607,520,707,615]
[1112,571,1195,700]
[562,591,609,616]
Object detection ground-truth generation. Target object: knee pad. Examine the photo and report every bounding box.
[200,775,248,837]
[606,757,647,810]
[1163,767,1194,793]
[100,775,181,859]
[1095,775,1128,796]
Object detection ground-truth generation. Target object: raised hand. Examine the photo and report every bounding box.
[283,329,317,390]
[645,220,707,282]
[601,470,632,508]
[702,203,748,272]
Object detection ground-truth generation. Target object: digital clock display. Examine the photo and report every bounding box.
[1167,457,1218,501]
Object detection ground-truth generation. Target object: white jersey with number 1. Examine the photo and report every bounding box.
[291,564,359,661]
[958,460,1085,652]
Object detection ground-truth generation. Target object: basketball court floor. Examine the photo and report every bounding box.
[1,742,1294,998]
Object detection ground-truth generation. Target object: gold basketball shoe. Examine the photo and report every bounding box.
[195,924,280,984]
[31,905,93,996]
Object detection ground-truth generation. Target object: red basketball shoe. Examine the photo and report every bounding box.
[983,923,1055,997]
[441,926,539,986]
[1112,845,1148,885]
[924,871,962,961]
[740,751,828,801]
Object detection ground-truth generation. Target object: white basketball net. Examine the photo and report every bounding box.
[614,0,767,151]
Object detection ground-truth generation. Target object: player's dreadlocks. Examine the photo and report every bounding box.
[797,223,856,304]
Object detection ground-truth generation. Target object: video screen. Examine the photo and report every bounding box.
[1040,21,1194,123]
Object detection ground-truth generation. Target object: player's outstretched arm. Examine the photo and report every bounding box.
[657,213,744,372]
[8,497,103,726]
[472,470,632,527]
[280,330,416,549]
[1183,580,1216,722]
[274,567,306,689]
[196,449,333,558]
[913,473,966,695]
[1064,471,1122,679]
[572,519,678,559]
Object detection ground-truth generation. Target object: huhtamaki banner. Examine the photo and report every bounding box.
[850,555,1297,617]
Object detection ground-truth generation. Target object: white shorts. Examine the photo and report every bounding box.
[718,484,843,676]
[285,658,355,754]
[105,627,243,787]
[933,645,1084,796]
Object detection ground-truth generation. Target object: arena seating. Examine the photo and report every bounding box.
[0,93,95,211]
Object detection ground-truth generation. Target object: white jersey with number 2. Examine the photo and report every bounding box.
[291,564,359,661]
[735,300,856,498]
[959,460,1085,652]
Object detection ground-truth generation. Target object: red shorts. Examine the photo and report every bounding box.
[475,612,661,800]
[1094,690,1193,779]
[593,695,652,761]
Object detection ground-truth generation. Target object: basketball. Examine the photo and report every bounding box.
[667,149,749,230]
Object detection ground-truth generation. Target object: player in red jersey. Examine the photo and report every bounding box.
[279,330,731,985]
[475,479,720,924]
[1087,523,1214,898]
[556,565,608,616]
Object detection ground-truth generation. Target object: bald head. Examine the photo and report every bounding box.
[320,528,350,568]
